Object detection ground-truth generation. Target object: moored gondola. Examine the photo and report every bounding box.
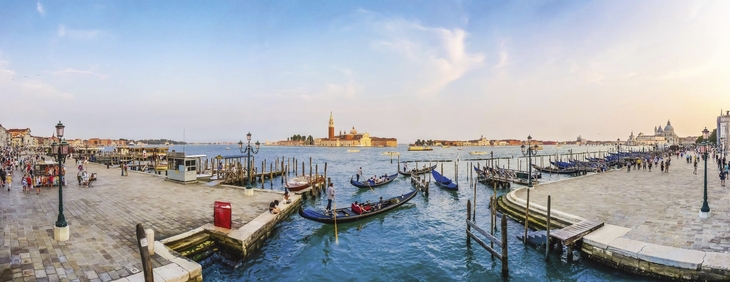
[431,169,458,190]
[350,173,398,188]
[398,164,437,176]
[298,188,418,224]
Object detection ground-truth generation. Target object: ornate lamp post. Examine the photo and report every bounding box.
[699,127,711,218]
[52,121,71,241]
[520,135,539,188]
[238,132,260,196]
[616,138,621,168]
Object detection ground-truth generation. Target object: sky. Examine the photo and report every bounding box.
[1,0,729,143]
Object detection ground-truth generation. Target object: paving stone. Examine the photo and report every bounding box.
[1,159,287,281]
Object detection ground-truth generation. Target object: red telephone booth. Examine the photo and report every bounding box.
[214,201,232,229]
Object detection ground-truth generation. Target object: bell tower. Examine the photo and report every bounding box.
[328,112,335,139]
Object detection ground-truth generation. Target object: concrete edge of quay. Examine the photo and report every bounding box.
[109,186,302,282]
[499,187,730,281]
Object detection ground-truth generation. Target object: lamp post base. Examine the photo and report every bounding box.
[244,188,254,196]
[54,225,70,241]
[699,210,711,219]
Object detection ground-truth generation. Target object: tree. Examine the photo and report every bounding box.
[696,128,717,144]
[307,135,314,145]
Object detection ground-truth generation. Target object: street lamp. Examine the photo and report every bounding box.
[520,135,539,188]
[52,121,70,241]
[616,138,621,168]
[238,132,260,196]
[699,127,711,218]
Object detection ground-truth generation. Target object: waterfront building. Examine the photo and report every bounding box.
[313,113,396,147]
[0,125,9,146]
[718,110,730,153]
[626,120,679,146]
[8,128,32,147]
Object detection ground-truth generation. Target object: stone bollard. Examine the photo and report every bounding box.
[145,229,155,255]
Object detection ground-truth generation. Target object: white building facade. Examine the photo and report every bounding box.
[718,110,730,154]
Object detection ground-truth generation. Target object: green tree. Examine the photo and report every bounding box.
[307,135,314,145]
[695,128,717,144]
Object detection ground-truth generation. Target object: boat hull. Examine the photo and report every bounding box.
[298,189,418,224]
[350,173,398,188]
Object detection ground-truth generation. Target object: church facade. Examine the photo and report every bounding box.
[627,120,680,146]
[314,112,396,147]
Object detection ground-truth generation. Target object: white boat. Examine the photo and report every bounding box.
[469,151,487,155]
[347,149,360,153]
[225,147,230,150]
[382,151,401,156]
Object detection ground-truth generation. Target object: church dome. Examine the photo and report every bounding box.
[664,120,674,132]
[657,126,663,133]
[350,127,357,135]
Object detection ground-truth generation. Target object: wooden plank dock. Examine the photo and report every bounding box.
[550,220,604,245]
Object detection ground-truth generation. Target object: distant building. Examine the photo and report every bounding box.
[0,125,8,146]
[627,120,679,146]
[313,113,396,147]
[8,128,32,147]
[718,110,730,153]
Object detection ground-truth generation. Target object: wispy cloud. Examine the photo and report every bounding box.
[58,25,102,39]
[52,68,107,79]
[371,18,485,96]
[492,41,509,69]
[36,2,45,16]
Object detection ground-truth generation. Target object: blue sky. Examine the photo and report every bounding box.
[1,0,729,143]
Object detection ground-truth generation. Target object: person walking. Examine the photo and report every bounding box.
[326,183,335,215]
[720,170,726,187]
[693,160,698,175]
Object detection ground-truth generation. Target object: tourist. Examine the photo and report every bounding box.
[22,174,28,193]
[648,161,652,172]
[351,201,362,214]
[283,191,291,204]
[0,168,5,189]
[269,200,280,214]
[326,183,334,215]
[660,161,664,173]
[720,171,726,187]
[693,160,698,175]
[77,169,83,185]
[6,173,11,192]
[665,159,670,173]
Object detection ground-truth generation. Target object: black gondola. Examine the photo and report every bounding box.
[298,188,418,224]
[398,164,437,176]
[350,173,398,188]
[531,164,582,175]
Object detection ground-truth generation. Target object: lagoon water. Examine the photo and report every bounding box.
[167,144,655,282]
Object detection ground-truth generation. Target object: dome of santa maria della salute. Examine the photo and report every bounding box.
[664,120,674,132]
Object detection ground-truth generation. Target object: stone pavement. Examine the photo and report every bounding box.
[514,154,730,253]
[1,160,285,282]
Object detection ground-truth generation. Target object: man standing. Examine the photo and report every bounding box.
[326,183,335,215]
[357,167,362,182]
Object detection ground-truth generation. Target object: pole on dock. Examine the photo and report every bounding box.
[523,188,530,244]
[315,164,319,192]
[466,199,472,244]
[261,160,265,189]
[546,195,551,260]
[501,214,509,275]
[135,223,153,282]
[493,180,497,234]
[472,181,477,222]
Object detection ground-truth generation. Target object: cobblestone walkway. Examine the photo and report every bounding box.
[515,154,730,253]
[1,160,283,282]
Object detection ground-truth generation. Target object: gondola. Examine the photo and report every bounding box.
[431,169,458,190]
[350,173,398,188]
[398,164,437,176]
[531,164,583,175]
[285,175,325,192]
[298,188,418,224]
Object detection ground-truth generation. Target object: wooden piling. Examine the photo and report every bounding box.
[546,195,551,259]
[472,181,477,222]
[523,188,530,244]
[501,214,509,275]
[466,199,472,244]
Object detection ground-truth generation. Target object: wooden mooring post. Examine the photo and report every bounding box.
[135,223,153,282]
[524,188,530,244]
[466,200,509,276]
[546,195,551,260]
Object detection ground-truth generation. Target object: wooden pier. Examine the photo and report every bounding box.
[549,220,604,261]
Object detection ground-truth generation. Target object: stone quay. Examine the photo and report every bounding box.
[500,154,730,280]
[1,159,299,282]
